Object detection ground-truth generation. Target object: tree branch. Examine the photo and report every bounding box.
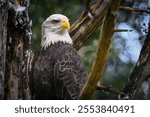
[119,6,150,14]
[113,29,132,33]
[121,21,150,99]
[96,85,125,96]
[70,0,113,50]
[79,0,122,100]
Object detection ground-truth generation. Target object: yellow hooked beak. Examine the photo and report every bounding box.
[61,19,70,30]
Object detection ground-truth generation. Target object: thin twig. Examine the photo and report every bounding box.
[119,6,150,14]
[113,29,132,33]
[86,0,91,11]
[96,85,125,96]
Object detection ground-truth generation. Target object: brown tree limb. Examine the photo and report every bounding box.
[119,6,150,14]
[121,21,150,99]
[79,0,122,100]
[70,0,113,50]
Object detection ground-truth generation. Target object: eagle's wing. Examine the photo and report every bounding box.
[54,46,87,99]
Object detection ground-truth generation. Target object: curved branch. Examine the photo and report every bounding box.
[79,0,122,100]
[70,0,113,50]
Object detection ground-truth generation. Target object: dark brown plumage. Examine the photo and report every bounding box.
[30,14,88,100]
[31,42,88,99]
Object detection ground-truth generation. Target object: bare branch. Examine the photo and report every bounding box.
[70,0,113,50]
[119,6,150,14]
[79,0,122,100]
[85,0,91,12]
[113,29,132,33]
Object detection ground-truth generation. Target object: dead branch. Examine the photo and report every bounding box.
[113,29,132,33]
[119,6,150,14]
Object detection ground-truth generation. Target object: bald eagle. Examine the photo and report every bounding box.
[30,14,88,100]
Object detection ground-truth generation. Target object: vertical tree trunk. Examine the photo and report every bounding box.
[0,0,32,99]
[121,21,150,99]
[0,0,8,99]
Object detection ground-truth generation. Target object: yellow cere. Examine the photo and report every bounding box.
[61,19,70,30]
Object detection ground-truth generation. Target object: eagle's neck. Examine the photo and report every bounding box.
[41,31,73,50]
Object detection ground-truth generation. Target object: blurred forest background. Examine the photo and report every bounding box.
[29,0,150,99]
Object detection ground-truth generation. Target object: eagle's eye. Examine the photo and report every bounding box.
[51,19,60,24]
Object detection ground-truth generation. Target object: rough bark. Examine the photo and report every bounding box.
[70,0,113,50]
[4,0,31,99]
[0,0,8,99]
[120,21,150,99]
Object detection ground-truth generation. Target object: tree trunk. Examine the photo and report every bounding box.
[0,0,32,99]
[0,0,8,99]
[121,21,150,99]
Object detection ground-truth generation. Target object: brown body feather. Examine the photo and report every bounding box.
[30,42,88,99]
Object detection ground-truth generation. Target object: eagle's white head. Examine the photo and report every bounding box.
[41,14,73,49]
